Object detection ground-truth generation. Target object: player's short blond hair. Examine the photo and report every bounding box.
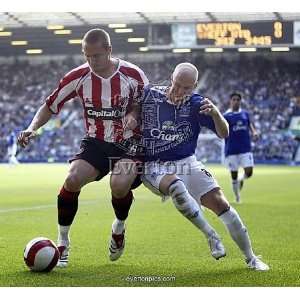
[82,28,111,49]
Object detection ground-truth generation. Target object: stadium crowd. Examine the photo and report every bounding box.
[200,55,299,163]
[0,54,299,163]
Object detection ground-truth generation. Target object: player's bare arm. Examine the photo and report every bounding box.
[250,122,259,139]
[199,98,229,138]
[18,103,53,148]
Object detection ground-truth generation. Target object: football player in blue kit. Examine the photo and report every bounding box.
[223,93,259,203]
[141,63,269,271]
[7,131,19,166]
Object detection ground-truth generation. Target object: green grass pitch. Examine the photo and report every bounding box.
[0,163,300,287]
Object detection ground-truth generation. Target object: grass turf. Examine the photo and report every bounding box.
[0,163,300,287]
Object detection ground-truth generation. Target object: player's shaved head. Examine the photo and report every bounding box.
[82,28,111,49]
[168,62,198,104]
[172,62,198,84]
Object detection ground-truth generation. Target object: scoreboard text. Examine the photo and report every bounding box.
[196,22,293,46]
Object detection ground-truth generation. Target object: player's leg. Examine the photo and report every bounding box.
[244,167,253,178]
[143,162,225,260]
[57,159,100,267]
[10,155,19,165]
[109,158,140,261]
[239,152,254,194]
[239,166,252,191]
[7,146,18,166]
[178,158,226,259]
[225,155,241,203]
[160,175,225,247]
[231,170,240,201]
[201,188,269,271]
[8,154,14,165]
[201,188,254,259]
[9,144,19,165]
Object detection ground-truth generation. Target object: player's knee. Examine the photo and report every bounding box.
[110,176,131,198]
[64,172,82,192]
[169,180,198,217]
[245,169,253,178]
[168,179,186,203]
[203,188,230,215]
[214,198,230,215]
[231,171,238,180]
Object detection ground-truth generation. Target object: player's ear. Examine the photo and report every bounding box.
[81,47,87,59]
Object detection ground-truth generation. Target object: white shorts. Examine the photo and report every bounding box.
[142,155,219,202]
[224,152,254,172]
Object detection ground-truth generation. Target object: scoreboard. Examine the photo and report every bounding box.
[155,21,300,48]
[196,21,293,46]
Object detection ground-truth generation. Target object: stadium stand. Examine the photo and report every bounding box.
[1,53,299,164]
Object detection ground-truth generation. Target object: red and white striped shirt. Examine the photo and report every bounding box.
[46,59,149,143]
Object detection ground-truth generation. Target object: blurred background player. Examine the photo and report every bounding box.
[6,131,19,166]
[223,93,259,203]
[141,63,269,271]
[18,28,148,267]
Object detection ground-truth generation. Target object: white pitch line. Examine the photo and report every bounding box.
[0,200,98,214]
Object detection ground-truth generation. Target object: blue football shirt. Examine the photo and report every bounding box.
[141,86,218,162]
[223,109,252,156]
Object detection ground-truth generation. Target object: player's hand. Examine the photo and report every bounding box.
[199,98,219,116]
[171,94,190,108]
[123,113,138,130]
[252,131,260,141]
[17,130,37,148]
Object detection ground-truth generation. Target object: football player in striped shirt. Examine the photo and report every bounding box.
[18,28,148,267]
